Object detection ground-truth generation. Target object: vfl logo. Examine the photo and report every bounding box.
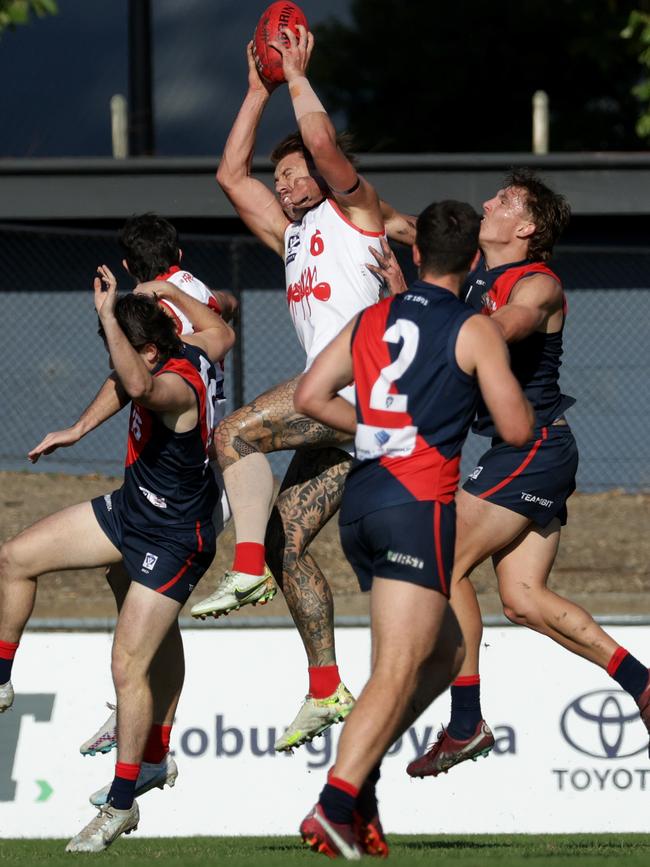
[468,466,483,481]
[285,232,300,265]
[142,552,158,573]
[560,690,647,759]
[103,493,113,512]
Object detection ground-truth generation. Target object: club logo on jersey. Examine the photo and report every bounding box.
[468,466,483,481]
[310,229,325,256]
[481,293,498,313]
[103,493,113,511]
[139,486,168,509]
[142,552,158,573]
[285,232,301,265]
[287,266,332,318]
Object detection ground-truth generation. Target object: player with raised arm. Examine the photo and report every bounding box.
[25,214,236,806]
[191,25,415,751]
[0,267,232,852]
[293,201,534,857]
[370,172,650,779]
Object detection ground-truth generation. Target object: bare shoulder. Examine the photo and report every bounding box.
[511,272,563,311]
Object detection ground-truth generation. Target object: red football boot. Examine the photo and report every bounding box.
[353,809,388,858]
[300,803,362,860]
[406,720,495,778]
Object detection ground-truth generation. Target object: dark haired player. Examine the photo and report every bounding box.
[293,200,534,858]
[0,267,233,851]
[374,172,650,778]
[192,27,415,750]
[25,213,237,805]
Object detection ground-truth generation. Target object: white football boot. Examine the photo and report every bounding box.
[275,683,356,752]
[190,565,277,618]
[79,702,117,756]
[89,754,178,806]
[0,681,14,712]
[65,802,139,852]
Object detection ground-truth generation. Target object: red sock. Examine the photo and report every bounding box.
[452,674,481,687]
[606,647,628,676]
[309,665,341,699]
[232,542,265,576]
[0,640,19,684]
[327,774,359,798]
[115,761,141,781]
[142,724,172,764]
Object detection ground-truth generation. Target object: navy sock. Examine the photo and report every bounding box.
[107,762,140,810]
[357,764,381,821]
[447,677,483,740]
[0,658,13,684]
[608,649,648,700]
[0,640,19,684]
[319,779,357,825]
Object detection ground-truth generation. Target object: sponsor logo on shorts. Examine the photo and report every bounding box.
[521,492,554,507]
[374,429,390,446]
[142,552,158,573]
[468,466,483,481]
[103,494,112,511]
[387,550,424,570]
[139,486,167,509]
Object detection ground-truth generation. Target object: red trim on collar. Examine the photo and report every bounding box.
[155,265,182,281]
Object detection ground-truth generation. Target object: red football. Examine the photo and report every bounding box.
[253,2,309,84]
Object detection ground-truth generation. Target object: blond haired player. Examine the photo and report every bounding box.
[191,27,414,750]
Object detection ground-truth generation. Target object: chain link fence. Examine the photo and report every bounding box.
[1,224,649,491]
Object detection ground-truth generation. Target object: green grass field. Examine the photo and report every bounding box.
[1,836,650,866]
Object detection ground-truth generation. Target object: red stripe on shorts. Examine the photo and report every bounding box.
[433,501,448,597]
[156,522,203,595]
[478,427,548,501]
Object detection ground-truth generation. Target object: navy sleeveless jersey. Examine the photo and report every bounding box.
[123,342,218,527]
[340,281,479,523]
[462,256,575,436]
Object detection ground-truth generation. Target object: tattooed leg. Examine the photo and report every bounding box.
[214,375,351,550]
[265,448,352,667]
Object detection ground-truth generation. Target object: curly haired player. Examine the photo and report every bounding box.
[191,26,415,751]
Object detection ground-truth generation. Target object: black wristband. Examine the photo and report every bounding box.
[331,176,361,196]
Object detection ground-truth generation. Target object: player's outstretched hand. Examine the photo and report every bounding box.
[94,265,118,317]
[247,40,278,95]
[366,238,408,295]
[28,427,81,463]
[269,24,314,83]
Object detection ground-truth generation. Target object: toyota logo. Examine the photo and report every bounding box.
[560,690,646,759]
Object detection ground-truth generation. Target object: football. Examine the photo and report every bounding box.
[253,1,309,84]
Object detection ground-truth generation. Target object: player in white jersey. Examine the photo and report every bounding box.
[28,214,236,804]
[190,29,414,750]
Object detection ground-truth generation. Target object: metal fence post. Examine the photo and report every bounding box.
[230,238,245,409]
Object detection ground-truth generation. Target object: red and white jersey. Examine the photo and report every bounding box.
[284,198,386,370]
[155,266,226,423]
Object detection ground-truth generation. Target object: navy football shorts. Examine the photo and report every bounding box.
[463,423,578,527]
[91,488,216,604]
[340,500,455,597]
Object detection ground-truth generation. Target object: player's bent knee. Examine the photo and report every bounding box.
[0,539,31,583]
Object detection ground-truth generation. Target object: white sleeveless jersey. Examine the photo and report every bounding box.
[156,267,226,425]
[284,198,386,370]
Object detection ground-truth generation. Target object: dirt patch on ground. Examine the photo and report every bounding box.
[1,471,649,621]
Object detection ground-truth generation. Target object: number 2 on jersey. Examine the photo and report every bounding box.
[369,319,419,413]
